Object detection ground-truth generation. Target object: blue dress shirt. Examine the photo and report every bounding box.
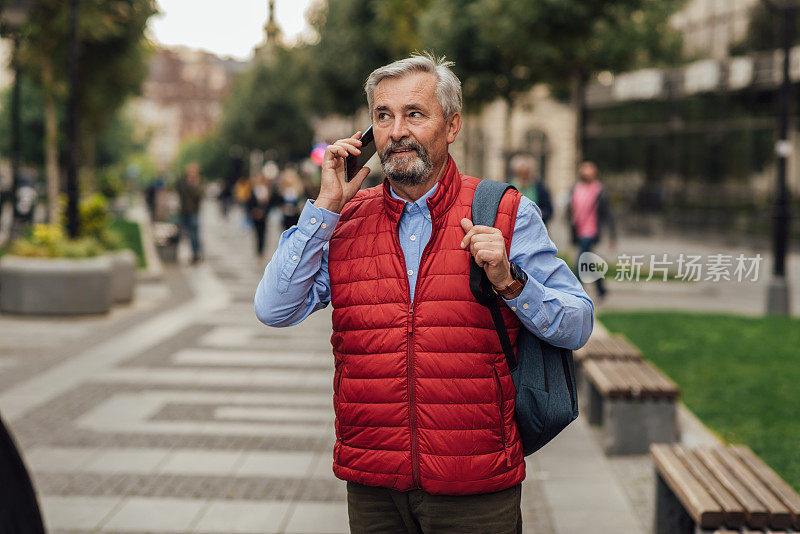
[255,183,594,350]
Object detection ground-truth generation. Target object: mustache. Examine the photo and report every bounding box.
[379,138,427,161]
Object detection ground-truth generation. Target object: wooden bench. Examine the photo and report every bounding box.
[582,359,680,454]
[575,334,642,405]
[652,444,800,533]
[574,333,643,363]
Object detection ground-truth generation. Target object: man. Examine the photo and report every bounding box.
[508,153,552,225]
[568,161,617,301]
[255,53,593,533]
[176,162,204,264]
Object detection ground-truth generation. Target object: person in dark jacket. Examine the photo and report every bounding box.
[567,161,617,300]
[246,173,278,257]
[509,153,553,225]
[177,162,204,264]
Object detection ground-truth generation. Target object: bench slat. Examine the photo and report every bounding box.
[715,447,793,530]
[732,445,800,529]
[673,445,746,527]
[624,361,666,398]
[651,444,725,528]
[636,361,680,399]
[583,360,618,397]
[695,447,770,529]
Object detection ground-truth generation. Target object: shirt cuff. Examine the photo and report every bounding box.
[502,271,550,333]
[297,199,340,240]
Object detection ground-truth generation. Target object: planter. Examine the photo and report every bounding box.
[0,255,113,315]
[109,249,136,304]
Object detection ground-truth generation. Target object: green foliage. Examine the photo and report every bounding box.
[0,74,48,163]
[14,0,157,172]
[600,311,800,492]
[173,134,228,180]
[216,46,314,164]
[730,4,800,54]
[9,223,105,258]
[109,217,146,267]
[306,0,394,117]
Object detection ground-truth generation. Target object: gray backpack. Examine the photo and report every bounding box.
[469,179,579,455]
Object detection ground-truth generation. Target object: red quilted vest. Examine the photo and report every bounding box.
[328,156,525,495]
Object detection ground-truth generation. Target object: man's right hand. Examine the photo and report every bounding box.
[314,132,371,214]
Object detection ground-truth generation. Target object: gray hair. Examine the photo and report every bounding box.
[364,52,462,119]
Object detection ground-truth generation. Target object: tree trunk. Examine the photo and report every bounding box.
[41,57,60,224]
[570,72,587,165]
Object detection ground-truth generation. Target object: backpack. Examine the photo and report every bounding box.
[470,179,579,456]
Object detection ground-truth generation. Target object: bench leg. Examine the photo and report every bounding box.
[581,374,603,426]
[655,472,695,534]
[602,399,677,455]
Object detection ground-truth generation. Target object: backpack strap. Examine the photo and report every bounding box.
[469,180,519,372]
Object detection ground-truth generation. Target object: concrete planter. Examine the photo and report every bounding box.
[109,249,136,304]
[0,255,113,315]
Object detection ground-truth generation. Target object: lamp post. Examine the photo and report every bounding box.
[66,0,80,238]
[763,0,797,315]
[0,1,31,233]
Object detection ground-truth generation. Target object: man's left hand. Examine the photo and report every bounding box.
[460,218,512,288]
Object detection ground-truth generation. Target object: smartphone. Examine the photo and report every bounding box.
[345,126,376,182]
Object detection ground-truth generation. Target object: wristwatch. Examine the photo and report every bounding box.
[493,262,527,298]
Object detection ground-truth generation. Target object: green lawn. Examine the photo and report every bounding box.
[109,218,146,268]
[599,311,800,492]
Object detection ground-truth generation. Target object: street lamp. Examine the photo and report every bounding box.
[66,0,80,238]
[0,0,32,233]
[762,0,799,315]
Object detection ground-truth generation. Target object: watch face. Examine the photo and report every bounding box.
[510,262,523,283]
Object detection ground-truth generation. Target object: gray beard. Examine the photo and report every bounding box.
[379,140,433,185]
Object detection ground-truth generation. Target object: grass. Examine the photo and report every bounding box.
[598,311,800,492]
[109,218,146,268]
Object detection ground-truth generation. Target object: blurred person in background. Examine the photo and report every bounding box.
[177,162,204,264]
[276,167,304,231]
[246,173,277,257]
[509,154,552,225]
[567,161,616,301]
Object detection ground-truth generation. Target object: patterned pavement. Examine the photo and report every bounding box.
[0,203,642,533]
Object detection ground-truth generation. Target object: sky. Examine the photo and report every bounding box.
[148,0,317,61]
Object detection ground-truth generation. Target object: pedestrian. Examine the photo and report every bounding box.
[509,153,553,225]
[176,162,204,264]
[567,161,617,301]
[246,173,275,257]
[276,168,304,231]
[255,53,593,533]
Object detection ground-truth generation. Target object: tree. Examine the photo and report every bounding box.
[17,0,157,222]
[420,0,685,166]
[306,0,394,119]
[216,45,314,166]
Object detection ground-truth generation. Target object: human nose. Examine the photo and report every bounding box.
[390,116,410,141]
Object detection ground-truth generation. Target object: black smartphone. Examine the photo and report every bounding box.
[345,126,376,182]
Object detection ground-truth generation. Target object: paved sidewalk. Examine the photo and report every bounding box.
[1,203,648,533]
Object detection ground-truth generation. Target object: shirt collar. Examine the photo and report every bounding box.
[389,182,438,219]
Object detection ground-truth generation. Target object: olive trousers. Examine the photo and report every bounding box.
[346,481,522,534]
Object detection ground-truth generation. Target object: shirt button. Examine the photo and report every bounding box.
[522,303,529,310]
[310,217,317,224]
[409,235,416,241]
[321,223,327,229]
[511,306,517,312]
[291,255,298,261]
[407,269,414,276]
[542,326,548,332]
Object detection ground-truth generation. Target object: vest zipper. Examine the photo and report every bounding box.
[492,367,507,450]
[408,300,420,487]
